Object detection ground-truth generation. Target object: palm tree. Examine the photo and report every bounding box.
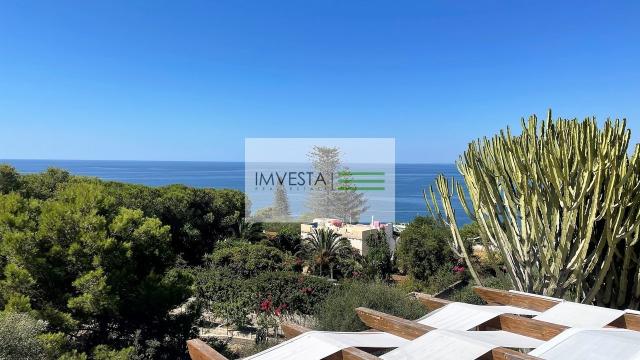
[302,228,351,279]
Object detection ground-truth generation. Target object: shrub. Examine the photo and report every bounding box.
[396,276,427,293]
[459,221,480,243]
[261,222,300,234]
[269,227,301,254]
[207,242,293,278]
[250,272,332,316]
[195,270,332,329]
[396,216,459,280]
[423,267,464,295]
[315,281,426,331]
[428,115,640,307]
[194,268,254,328]
[0,311,48,360]
[445,275,513,305]
[333,253,364,280]
[92,345,134,360]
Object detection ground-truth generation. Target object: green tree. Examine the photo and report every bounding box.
[395,216,457,281]
[207,242,292,278]
[331,168,368,223]
[21,167,71,200]
[0,164,21,194]
[305,147,368,222]
[362,231,392,281]
[272,183,291,221]
[0,180,199,358]
[306,146,340,218]
[301,228,351,278]
[0,167,245,357]
[115,184,245,266]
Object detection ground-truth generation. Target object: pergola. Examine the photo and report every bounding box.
[186,286,640,360]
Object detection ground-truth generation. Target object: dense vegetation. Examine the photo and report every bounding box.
[194,240,333,332]
[0,165,510,359]
[0,166,244,359]
[315,281,425,331]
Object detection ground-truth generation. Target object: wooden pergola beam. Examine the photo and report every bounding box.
[186,339,229,360]
[281,322,310,338]
[473,286,640,331]
[482,348,541,360]
[415,292,451,310]
[479,314,567,341]
[355,307,541,360]
[355,307,435,340]
[609,313,640,331]
[473,287,559,311]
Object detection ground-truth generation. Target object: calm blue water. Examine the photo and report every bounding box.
[1,160,469,224]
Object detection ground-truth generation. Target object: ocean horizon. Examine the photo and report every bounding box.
[0,159,469,224]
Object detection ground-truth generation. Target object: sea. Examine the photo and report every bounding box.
[0,160,470,224]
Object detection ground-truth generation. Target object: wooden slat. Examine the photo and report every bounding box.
[355,307,542,360]
[473,287,559,312]
[608,313,640,331]
[415,293,452,310]
[282,322,310,338]
[322,347,383,360]
[355,307,435,340]
[483,349,541,360]
[187,339,229,360]
[479,314,567,341]
[341,348,382,360]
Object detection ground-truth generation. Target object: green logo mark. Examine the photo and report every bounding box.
[336,171,385,191]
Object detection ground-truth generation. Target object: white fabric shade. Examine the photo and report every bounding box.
[533,302,625,328]
[381,329,541,360]
[244,331,408,360]
[417,302,540,330]
[529,328,640,360]
[380,329,495,360]
[458,330,543,348]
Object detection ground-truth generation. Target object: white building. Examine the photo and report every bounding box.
[301,218,395,256]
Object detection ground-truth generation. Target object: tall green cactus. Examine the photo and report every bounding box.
[427,111,640,309]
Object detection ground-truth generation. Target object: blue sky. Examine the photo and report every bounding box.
[1,1,639,163]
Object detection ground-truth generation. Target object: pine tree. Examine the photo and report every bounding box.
[272,183,291,220]
[306,146,368,222]
[332,168,368,223]
[306,146,340,218]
